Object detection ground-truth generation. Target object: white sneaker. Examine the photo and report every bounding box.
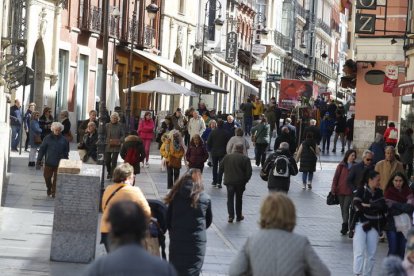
[145,162,149,168]
[302,184,306,189]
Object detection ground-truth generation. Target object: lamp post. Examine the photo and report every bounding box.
[126,0,159,132]
[199,0,224,104]
[248,12,267,82]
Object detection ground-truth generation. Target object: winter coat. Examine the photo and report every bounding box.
[384,184,414,232]
[346,117,354,141]
[369,141,386,164]
[120,135,146,174]
[240,102,255,118]
[374,159,405,191]
[331,162,355,196]
[78,119,98,141]
[186,142,209,170]
[251,123,270,144]
[304,125,321,144]
[223,121,241,137]
[384,126,398,145]
[61,118,71,136]
[37,133,69,167]
[226,136,250,156]
[105,122,125,153]
[160,138,185,168]
[188,117,206,139]
[263,149,298,191]
[171,114,187,133]
[320,118,335,136]
[39,114,53,140]
[334,116,347,133]
[9,105,22,126]
[167,180,212,276]
[29,119,42,148]
[220,152,252,187]
[79,131,98,162]
[296,139,319,172]
[23,109,32,131]
[274,132,295,154]
[399,134,414,165]
[207,127,230,157]
[137,118,155,140]
[252,102,264,117]
[347,161,374,191]
[201,127,213,144]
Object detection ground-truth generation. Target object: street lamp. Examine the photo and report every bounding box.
[199,0,224,103]
[126,0,159,132]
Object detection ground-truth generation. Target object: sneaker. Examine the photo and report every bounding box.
[236,215,245,222]
[302,184,306,190]
[145,162,149,168]
[307,184,312,190]
[379,232,386,242]
[28,162,35,167]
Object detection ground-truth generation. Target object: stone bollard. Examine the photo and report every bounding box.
[50,160,101,263]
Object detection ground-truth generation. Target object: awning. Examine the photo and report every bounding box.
[393,80,414,97]
[134,49,228,94]
[204,56,259,95]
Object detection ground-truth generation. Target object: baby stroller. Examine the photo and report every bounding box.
[148,199,168,259]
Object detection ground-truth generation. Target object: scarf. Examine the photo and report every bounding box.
[384,184,411,203]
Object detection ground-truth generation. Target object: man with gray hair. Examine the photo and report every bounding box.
[347,150,375,191]
[36,122,69,198]
[261,142,298,193]
[220,143,252,223]
[282,118,297,150]
[304,119,321,145]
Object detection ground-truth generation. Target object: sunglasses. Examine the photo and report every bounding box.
[365,159,372,161]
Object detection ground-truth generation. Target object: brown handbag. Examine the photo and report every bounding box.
[109,139,121,147]
[34,134,42,145]
[64,130,73,142]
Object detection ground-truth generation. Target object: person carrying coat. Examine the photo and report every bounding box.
[296,132,320,190]
[398,128,414,179]
[220,144,252,223]
[120,132,146,175]
[185,134,209,173]
[165,169,212,276]
[105,112,126,179]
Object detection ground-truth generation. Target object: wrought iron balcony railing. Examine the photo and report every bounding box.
[143,26,155,47]
[296,2,306,19]
[317,19,331,36]
[274,30,290,51]
[79,5,102,33]
[109,15,121,37]
[292,48,306,64]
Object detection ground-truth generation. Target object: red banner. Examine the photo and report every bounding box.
[383,65,399,93]
[279,79,314,109]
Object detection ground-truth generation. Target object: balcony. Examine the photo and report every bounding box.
[292,48,306,65]
[315,58,335,79]
[109,15,121,38]
[296,2,306,20]
[143,26,156,48]
[274,30,290,51]
[79,5,102,33]
[317,19,331,36]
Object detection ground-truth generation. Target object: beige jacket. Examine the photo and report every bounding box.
[374,159,405,190]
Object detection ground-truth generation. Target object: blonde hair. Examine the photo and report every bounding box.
[260,193,296,232]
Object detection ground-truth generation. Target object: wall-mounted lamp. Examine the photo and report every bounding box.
[321,51,328,60]
[146,1,159,20]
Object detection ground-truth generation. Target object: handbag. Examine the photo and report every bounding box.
[251,134,256,143]
[34,134,42,145]
[326,192,339,205]
[64,130,73,142]
[168,155,182,169]
[394,213,412,238]
[109,139,121,147]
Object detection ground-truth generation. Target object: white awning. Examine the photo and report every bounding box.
[203,56,259,95]
[134,49,228,94]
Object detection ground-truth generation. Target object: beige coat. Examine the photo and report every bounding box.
[374,159,405,190]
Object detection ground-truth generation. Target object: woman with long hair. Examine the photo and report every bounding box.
[229,193,329,276]
[160,130,185,189]
[296,132,320,190]
[384,172,414,259]
[165,169,212,276]
[137,111,155,168]
[39,106,53,140]
[331,149,357,235]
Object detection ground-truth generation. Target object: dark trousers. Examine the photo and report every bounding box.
[212,155,224,184]
[226,184,244,219]
[44,165,58,196]
[244,116,253,135]
[105,152,119,177]
[25,131,29,150]
[322,134,332,151]
[100,233,110,252]
[255,143,268,166]
[167,166,180,188]
[403,163,413,180]
[386,231,406,259]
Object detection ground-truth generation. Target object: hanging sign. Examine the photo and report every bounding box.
[225,32,237,64]
[383,65,399,93]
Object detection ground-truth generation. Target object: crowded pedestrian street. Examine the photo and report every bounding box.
[0,141,387,276]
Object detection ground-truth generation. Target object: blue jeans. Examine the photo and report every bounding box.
[302,171,314,184]
[212,155,224,184]
[244,116,253,135]
[353,222,379,276]
[386,230,406,259]
[11,125,21,150]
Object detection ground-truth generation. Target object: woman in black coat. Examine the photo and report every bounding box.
[295,132,319,190]
[165,169,213,276]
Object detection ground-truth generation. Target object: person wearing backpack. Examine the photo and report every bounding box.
[261,142,298,193]
[296,132,320,190]
[399,128,414,179]
[384,122,399,147]
[120,131,146,175]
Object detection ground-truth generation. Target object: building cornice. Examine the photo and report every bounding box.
[355,38,405,62]
[161,13,196,28]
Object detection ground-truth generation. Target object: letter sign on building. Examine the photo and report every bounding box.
[356,0,377,10]
[355,14,376,34]
[225,32,237,64]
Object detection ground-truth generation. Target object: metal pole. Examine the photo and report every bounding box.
[18,68,27,155]
[248,15,255,82]
[127,0,138,133]
[97,0,110,208]
[199,2,209,104]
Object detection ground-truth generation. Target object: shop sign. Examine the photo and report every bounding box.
[225,32,237,64]
[383,65,398,93]
[266,73,281,82]
[355,14,376,34]
[252,44,266,54]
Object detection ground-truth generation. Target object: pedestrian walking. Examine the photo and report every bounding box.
[375,146,405,191]
[160,130,185,189]
[384,122,399,147]
[369,133,386,164]
[186,134,209,173]
[23,102,36,151]
[77,122,98,164]
[28,111,42,167]
[99,163,151,252]
[296,132,320,190]
[264,99,281,147]
[331,149,357,235]
[274,126,296,154]
[240,98,255,135]
[352,170,387,276]
[105,112,125,179]
[281,117,297,150]
[347,150,374,191]
[188,111,206,140]
[60,110,73,142]
[119,131,145,175]
[384,172,414,259]
[207,119,230,188]
[251,117,270,167]
[36,122,69,198]
[228,193,330,276]
[137,111,155,168]
[320,112,335,153]
[86,200,176,276]
[220,144,252,223]
[171,108,187,134]
[252,98,264,121]
[332,111,347,153]
[9,99,22,151]
[398,128,414,179]
[346,114,355,150]
[226,128,250,156]
[304,119,321,145]
[78,110,97,142]
[261,142,298,193]
[156,115,174,149]
[39,106,53,140]
[201,119,216,167]
[165,169,212,276]
[223,115,240,137]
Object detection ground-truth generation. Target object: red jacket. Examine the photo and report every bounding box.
[137,118,154,140]
[383,126,398,144]
[331,162,354,196]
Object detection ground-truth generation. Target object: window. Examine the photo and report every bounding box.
[57,50,69,115]
[207,1,217,41]
[76,54,89,121]
[179,0,185,14]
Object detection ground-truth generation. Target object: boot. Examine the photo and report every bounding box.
[340,223,348,235]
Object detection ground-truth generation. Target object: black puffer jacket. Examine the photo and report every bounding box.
[297,139,318,172]
[167,180,212,276]
[119,135,145,174]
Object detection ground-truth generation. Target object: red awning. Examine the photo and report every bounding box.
[392,80,414,97]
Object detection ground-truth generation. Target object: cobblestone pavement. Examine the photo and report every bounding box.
[0,141,387,276]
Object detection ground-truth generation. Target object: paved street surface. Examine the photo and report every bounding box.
[0,141,388,276]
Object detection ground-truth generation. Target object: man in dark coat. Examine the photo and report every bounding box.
[10,99,22,151]
[207,120,230,188]
[399,128,414,179]
[332,111,347,153]
[346,114,355,150]
[261,142,298,193]
[347,150,374,191]
[223,115,240,137]
[281,117,297,151]
[274,126,296,154]
[304,119,321,145]
[220,144,252,223]
[240,99,255,136]
[120,132,146,175]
